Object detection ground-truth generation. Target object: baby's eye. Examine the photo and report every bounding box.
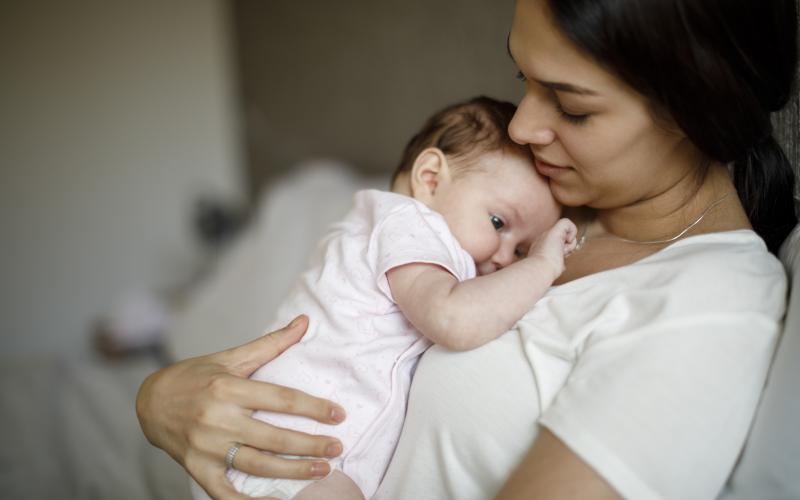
[490,215,505,230]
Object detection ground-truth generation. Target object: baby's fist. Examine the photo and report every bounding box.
[527,218,578,278]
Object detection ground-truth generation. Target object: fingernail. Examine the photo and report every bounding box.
[289,315,304,328]
[330,405,346,423]
[325,442,343,457]
[310,461,329,479]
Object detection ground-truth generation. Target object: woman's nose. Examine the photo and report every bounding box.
[508,93,556,146]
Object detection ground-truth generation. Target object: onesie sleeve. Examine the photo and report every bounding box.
[537,243,787,500]
[369,199,476,302]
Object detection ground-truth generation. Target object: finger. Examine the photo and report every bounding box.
[224,315,310,376]
[557,218,577,236]
[564,233,578,253]
[227,377,346,425]
[235,414,344,458]
[231,445,332,480]
[565,221,578,241]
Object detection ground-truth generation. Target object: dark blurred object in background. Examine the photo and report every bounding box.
[194,196,246,250]
[92,195,246,359]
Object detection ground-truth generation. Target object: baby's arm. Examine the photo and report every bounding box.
[386,218,577,351]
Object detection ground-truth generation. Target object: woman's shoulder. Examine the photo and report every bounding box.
[651,229,783,279]
[654,230,785,310]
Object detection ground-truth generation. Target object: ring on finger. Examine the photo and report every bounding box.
[224,442,242,469]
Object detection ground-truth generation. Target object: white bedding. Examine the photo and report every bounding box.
[0,356,190,499]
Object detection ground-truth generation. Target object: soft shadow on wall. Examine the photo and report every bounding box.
[0,0,524,361]
[232,0,522,195]
[0,0,244,359]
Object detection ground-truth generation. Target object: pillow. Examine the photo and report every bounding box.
[718,223,800,499]
[165,160,388,360]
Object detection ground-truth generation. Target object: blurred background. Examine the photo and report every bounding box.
[0,0,521,363]
[0,1,522,497]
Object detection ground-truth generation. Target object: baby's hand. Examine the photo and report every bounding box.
[526,218,578,278]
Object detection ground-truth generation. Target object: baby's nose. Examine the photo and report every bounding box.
[477,261,497,276]
[492,245,517,269]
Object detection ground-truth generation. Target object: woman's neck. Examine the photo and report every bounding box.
[557,162,751,285]
[587,162,747,243]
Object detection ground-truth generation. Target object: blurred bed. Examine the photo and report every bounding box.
[1,161,798,499]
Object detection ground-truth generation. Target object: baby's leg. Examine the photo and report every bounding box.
[293,471,365,500]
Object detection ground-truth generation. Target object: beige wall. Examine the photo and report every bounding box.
[0,0,243,358]
[233,0,523,190]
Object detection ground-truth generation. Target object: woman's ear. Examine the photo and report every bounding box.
[410,148,451,203]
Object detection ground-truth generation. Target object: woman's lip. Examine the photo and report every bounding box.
[534,158,571,176]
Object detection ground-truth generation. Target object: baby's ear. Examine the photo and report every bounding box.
[410,148,451,202]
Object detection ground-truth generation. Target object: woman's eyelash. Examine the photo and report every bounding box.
[516,71,591,125]
[554,99,590,125]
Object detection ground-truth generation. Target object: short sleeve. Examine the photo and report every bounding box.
[538,261,786,500]
[369,200,476,302]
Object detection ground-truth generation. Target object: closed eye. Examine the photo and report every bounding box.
[516,70,592,125]
[554,100,591,125]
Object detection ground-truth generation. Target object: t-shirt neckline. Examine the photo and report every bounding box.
[551,229,760,292]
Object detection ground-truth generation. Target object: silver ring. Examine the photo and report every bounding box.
[224,442,242,469]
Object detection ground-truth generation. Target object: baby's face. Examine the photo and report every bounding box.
[430,149,561,275]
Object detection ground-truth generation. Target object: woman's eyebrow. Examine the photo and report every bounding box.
[536,80,598,96]
[506,33,599,96]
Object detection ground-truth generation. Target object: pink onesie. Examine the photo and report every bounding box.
[225,189,476,499]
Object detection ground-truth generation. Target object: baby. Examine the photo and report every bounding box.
[196,96,576,500]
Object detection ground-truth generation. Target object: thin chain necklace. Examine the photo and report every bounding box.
[574,192,731,251]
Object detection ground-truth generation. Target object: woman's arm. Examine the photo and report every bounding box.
[136,316,347,500]
[495,428,621,500]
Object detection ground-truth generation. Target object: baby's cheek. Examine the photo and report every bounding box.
[471,233,501,267]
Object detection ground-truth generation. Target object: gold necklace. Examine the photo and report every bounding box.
[574,192,731,251]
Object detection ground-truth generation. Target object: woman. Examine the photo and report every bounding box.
[136,0,797,498]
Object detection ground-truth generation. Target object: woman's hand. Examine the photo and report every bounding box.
[135,315,347,499]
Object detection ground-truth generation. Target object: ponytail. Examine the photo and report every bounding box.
[732,134,797,254]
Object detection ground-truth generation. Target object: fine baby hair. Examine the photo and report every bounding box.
[547,0,798,253]
[391,95,529,184]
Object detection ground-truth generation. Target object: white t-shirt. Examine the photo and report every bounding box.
[374,230,786,500]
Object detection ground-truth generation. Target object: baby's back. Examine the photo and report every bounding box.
[242,189,478,496]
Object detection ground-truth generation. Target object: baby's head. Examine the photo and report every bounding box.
[391,96,561,275]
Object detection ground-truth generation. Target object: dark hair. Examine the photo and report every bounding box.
[391,96,527,185]
[548,0,798,254]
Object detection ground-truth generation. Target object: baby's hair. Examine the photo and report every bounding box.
[391,96,527,185]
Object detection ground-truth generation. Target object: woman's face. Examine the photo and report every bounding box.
[508,0,692,209]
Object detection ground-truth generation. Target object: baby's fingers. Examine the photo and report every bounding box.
[556,218,579,253]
